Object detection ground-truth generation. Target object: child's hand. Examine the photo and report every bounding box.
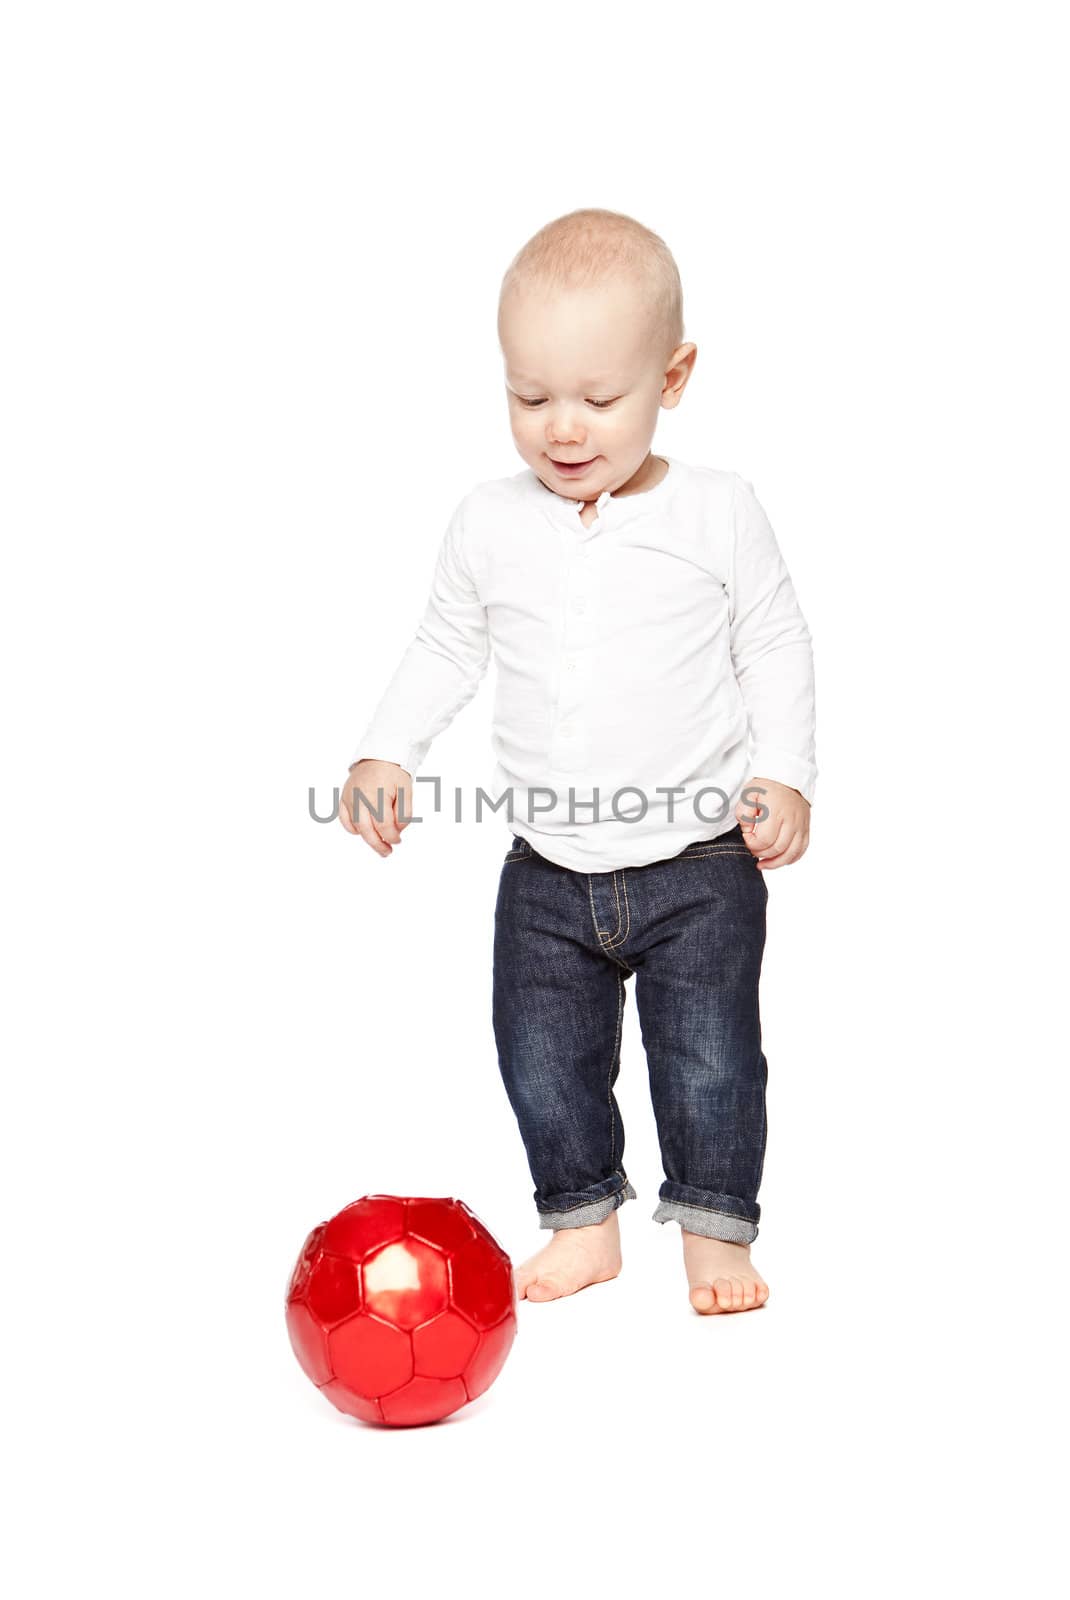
[734,778,810,870]
[339,759,413,857]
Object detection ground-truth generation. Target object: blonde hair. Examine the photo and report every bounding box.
[498,207,685,361]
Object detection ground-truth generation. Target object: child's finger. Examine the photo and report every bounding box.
[756,825,802,870]
[736,800,761,836]
[754,817,792,863]
[765,817,793,854]
[742,824,773,856]
[356,817,392,856]
[338,786,358,834]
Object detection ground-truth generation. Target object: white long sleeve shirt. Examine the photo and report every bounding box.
[350,454,817,873]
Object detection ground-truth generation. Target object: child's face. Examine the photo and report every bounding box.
[500,277,676,499]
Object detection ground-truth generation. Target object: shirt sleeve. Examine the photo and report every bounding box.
[349,496,490,777]
[727,474,818,804]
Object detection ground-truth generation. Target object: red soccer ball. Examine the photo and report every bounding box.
[285,1194,518,1427]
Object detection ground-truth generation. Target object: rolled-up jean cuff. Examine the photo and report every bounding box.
[537,1179,637,1230]
[652,1199,758,1244]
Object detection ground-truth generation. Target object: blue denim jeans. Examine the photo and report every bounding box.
[492,824,770,1244]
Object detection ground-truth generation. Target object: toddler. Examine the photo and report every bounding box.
[340,208,817,1315]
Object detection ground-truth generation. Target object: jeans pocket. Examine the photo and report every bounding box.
[503,836,533,863]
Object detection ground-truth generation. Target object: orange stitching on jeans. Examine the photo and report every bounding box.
[602,871,631,949]
[607,968,625,1166]
[585,874,611,939]
[677,847,753,860]
[604,871,624,943]
[585,875,635,970]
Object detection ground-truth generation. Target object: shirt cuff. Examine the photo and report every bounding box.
[348,744,417,776]
[746,747,817,806]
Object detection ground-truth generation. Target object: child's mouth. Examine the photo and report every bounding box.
[550,457,597,476]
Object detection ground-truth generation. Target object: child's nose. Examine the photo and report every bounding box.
[548,412,587,444]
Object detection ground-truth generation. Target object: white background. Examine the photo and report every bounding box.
[3,3,1065,1595]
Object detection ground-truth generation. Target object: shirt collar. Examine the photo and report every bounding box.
[522,456,679,534]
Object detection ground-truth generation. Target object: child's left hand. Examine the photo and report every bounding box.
[734,777,811,870]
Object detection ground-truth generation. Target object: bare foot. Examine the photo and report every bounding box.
[514,1209,623,1301]
[681,1228,770,1314]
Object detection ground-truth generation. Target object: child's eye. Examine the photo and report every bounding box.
[517,397,618,409]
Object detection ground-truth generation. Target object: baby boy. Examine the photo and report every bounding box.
[340,208,817,1316]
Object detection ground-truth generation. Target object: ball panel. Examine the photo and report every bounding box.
[285,1299,333,1387]
[306,1253,362,1325]
[321,1380,383,1424]
[287,1222,327,1300]
[378,1376,468,1427]
[323,1197,406,1259]
[328,1313,412,1399]
[411,1309,480,1378]
[363,1238,449,1330]
[454,1200,509,1256]
[405,1198,478,1255]
[449,1244,514,1329]
[463,1313,517,1400]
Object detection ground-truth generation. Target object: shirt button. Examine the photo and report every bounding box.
[565,659,576,672]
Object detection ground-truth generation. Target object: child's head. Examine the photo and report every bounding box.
[498,208,696,497]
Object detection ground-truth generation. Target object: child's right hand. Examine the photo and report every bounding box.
[339,759,413,857]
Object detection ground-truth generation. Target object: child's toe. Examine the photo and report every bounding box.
[526,1275,563,1300]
